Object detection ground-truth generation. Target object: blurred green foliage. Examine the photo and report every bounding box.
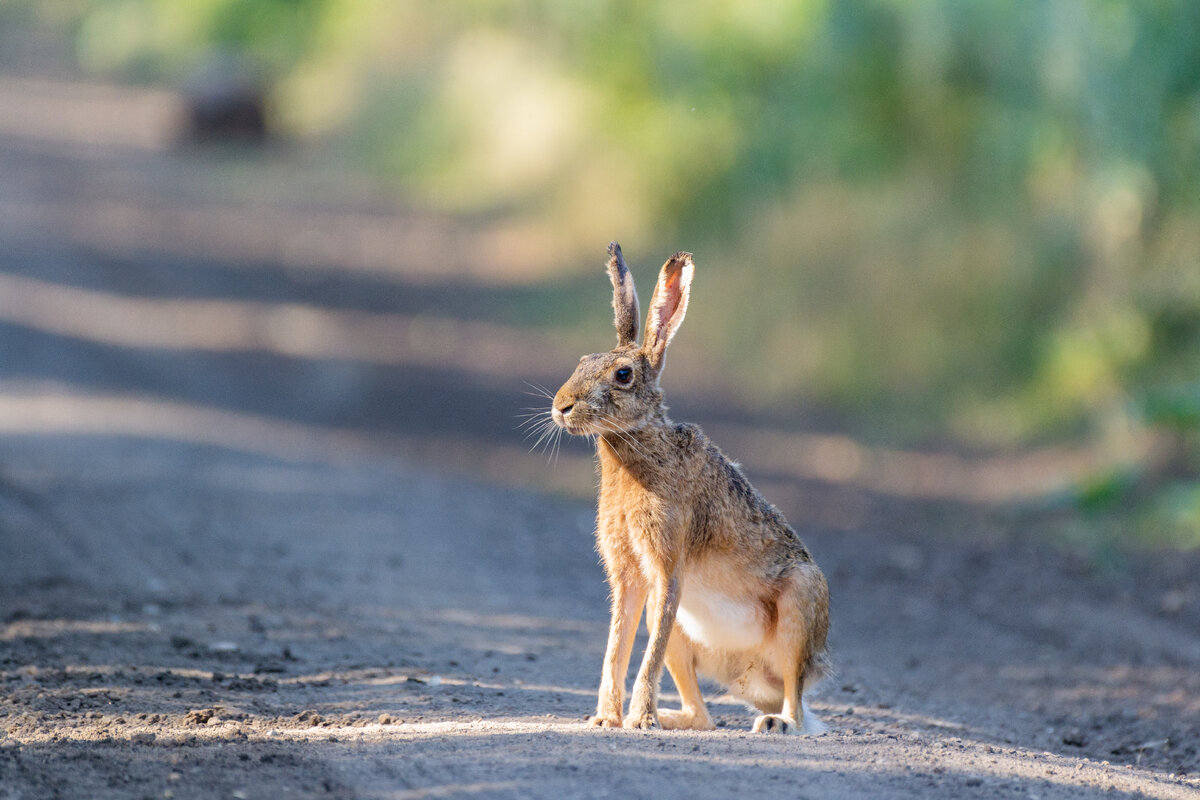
[16,2,1200,500]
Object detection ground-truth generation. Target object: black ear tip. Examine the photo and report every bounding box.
[669,250,693,264]
[608,241,622,257]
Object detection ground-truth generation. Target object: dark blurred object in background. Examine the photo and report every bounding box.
[181,51,266,142]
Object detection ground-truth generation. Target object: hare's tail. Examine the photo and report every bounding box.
[797,645,832,734]
[801,699,828,735]
[806,647,833,689]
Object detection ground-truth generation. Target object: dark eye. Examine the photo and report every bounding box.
[614,367,633,384]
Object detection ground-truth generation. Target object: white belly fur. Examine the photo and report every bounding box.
[676,579,765,652]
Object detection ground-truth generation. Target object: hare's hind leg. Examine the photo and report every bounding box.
[657,625,715,731]
[751,660,804,735]
[752,574,828,736]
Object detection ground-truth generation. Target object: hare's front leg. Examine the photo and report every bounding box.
[590,573,646,728]
[624,573,680,730]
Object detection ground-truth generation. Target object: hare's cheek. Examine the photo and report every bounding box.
[609,391,633,413]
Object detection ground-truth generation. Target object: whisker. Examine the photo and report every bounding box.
[592,413,651,459]
[594,426,627,467]
[535,434,556,459]
[528,418,558,451]
[522,381,555,400]
[535,422,556,448]
[548,426,565,465]
[608,428,651,463]
[520,400,650,468]
[516,410,550,427]
[517,414,551,430]
[592,417,649,464]
[523,422,553,443]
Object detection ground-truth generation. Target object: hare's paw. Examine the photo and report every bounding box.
[752,714,798,735]
[623,710,660,730]
[587,714,623,728]
[658,708,716,731]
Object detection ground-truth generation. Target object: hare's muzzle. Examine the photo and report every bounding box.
[551,383,579,431]
[551,401,575,429]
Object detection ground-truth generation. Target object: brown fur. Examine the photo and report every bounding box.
[551,244,831,735]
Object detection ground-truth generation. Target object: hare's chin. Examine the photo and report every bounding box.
[555,418,586,436]
[561,418,611,437]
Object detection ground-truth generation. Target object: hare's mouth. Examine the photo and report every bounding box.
[556,418,591,436]
[553,409,598,437]
[551,406,584,435]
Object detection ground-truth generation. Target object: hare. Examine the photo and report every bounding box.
[550,243,830,735]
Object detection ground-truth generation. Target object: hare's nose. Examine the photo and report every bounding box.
[556,402,575,417]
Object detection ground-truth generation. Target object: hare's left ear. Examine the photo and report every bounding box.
[642,251,693,373]
[607,242,639,347]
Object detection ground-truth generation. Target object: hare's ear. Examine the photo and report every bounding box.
[607,242,639,347]
[642,251,693,372]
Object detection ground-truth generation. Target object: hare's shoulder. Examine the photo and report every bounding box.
[683,424,815,564]
[668,421,703,448]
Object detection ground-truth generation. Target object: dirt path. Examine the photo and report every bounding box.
[2,435,1198,800]
[1,34,1199,799]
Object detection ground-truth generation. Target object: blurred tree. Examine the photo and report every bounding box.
[18,0,1200,504]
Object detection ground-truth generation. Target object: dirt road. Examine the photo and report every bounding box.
[1,32,1199,800]
[2,434,1199,800]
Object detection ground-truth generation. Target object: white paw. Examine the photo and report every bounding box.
[752,713,797,735]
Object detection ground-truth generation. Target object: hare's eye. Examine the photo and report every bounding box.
[614,367,633,385]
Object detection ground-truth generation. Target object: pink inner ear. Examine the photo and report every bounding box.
[646,253,693,358]
[649,271,682,346]
[659,268,684,320]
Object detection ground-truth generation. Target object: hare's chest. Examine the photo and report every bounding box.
[676,574,765,652]
[602,482,678,550]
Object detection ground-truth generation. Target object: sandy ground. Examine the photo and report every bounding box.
[2,27,1200,800]
[2,437,1199,800]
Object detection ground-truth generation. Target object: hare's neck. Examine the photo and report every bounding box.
[596,419,668,479]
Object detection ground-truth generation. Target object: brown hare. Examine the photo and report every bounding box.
[550,243,830,734]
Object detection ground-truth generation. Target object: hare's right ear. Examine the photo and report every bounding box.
[642,251,693,373]
[607,242,639,347]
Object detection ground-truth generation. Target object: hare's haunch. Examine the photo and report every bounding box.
[551,243,831,735]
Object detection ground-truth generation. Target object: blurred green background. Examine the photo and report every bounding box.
[7,0,1200,543]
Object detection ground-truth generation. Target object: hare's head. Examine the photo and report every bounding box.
[553,243,693,436]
